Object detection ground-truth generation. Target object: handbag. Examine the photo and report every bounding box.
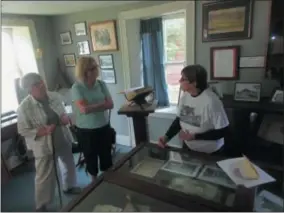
[99,80,117,146]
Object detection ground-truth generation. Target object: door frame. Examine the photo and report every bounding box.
[118,1,196,147]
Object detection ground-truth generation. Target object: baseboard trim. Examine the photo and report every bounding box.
[117,134,131,147]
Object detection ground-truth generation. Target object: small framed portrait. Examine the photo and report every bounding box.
[74,22,87,36]
[270,89,283,104]
[63,54,76,67]
[60,31,72,45]
[98,54,114,69]
[100,69,116,84]
[234,82,261,102]
[77,41,90,55]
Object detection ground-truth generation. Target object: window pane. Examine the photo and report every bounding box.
[164,17,185,63]
[165,63,184,104]
[1,32,19,114]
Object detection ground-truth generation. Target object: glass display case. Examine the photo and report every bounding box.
[63,143,283,212]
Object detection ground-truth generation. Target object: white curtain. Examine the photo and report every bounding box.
[1,27,38,114]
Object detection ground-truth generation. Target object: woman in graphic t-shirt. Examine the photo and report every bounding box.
[158,64,229,154]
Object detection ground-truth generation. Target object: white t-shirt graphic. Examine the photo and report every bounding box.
[178,88,229,153]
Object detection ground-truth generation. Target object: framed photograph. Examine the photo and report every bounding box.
[202,0,253,42]
[98,54,114,69]
[60,31,72,45]
[270,89,283,104]
[100,69,116,84]
[74,22,87,36]
[130,158,165,178]
[63,54,76,67]
[208,82,223,98]
[161,160,202,178]
[254,190,283,212]
[234,82,261,102]
[257,114,283,145]
[77,41,90,55]
[210,46,240,80]
[89,20,118,52]
[198,165,236,189]
[239,56,265,68]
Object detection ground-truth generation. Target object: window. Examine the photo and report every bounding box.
[163,13,186,105]
[1,27,38,115]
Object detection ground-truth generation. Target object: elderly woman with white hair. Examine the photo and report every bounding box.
[17,73,81,212]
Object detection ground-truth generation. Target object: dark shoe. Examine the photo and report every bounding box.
[63,187,82,195]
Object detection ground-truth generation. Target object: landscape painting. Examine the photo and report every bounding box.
[90,20,118,52]
[234,83,261,102]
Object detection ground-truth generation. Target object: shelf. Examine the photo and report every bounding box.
[221,95,283,114]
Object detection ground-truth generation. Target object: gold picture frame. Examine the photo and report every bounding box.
[89,20,118,52]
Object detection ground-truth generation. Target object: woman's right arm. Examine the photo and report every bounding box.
[164,117,182,142]
[71,84,105,114]
[17,107,51,139]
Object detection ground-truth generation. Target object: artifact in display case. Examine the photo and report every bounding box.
[254,190,284,212]
[161,160,202,178]
[198,165,237,189]
[130,157,164,178]
[168,176,223,202]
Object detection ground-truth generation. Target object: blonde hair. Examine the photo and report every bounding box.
[75,56,98,82]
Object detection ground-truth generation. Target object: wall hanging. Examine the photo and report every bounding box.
[210,45,240,80]
[202,0,253,42]
[63,54,76,67]
[60,31,72,45]
[74,22,87,36]
[89,20,118,52]
[77,41,90,55]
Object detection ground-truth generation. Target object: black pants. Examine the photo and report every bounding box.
[76,124,113,176]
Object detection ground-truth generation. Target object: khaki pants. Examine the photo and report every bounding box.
[34,146,76,209]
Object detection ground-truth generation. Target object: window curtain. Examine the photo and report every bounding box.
[140,18,169,107]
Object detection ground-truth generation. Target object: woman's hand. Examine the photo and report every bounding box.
[157,136,168,148]
[36,124,56,137]
[103,99,113,109]
[179,130,195,141]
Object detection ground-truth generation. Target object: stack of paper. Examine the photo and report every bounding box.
[217,157,275,188]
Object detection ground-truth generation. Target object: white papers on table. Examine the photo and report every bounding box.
[169,151,183,163]
[130,158,164,178]
[213,49,235,78]
[217,157,275,188]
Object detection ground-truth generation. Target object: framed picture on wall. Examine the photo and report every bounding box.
[77,41,90,55]
[63,54,76,67]
[98,54,114,69]
[202,0,253,42]
[74,22,87,36]
[60,31,72,45]
[100,69,116,84]
[210,46,240,80]
[89,20,118,52]
[208,82,223,99]
[270,89,284,104]
[234,82,261,102]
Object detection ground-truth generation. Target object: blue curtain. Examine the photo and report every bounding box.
[140,18,169,107]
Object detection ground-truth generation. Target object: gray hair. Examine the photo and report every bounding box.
[20,73,42,91]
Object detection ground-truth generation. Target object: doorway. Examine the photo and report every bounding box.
[118,1,196,147]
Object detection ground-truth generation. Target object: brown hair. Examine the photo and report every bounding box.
[181,64,208,91]
[75,56,98,82]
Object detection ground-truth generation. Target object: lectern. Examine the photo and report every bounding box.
[118,100,158,146]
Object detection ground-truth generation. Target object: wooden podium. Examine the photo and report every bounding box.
[118,100,158,146]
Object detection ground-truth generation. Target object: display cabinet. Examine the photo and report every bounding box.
[62,143,283,212]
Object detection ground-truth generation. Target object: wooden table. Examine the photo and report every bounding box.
[118,100,158,146]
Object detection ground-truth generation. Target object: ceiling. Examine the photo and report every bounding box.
[1,1,139,15]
